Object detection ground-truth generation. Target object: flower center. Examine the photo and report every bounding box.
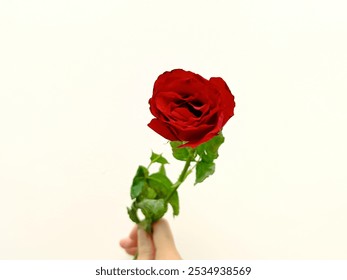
[186,103,202,117]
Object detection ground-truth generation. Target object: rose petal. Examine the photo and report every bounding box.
[171,107,193,121]
[180,114,224,148]
[153,69,198,95]
[147,119,177,141]
[170,123,215,141]
[209,77,235,125]
[154,91,182,114]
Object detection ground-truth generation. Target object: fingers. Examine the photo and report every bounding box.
[124,246,138,256]
[119,225,138,256]
[137,227,155,260]
[152,219,181,260]
[119,237,137,255]
[120,220,181,260]
[119,237,135,248]
[152,219,176,250]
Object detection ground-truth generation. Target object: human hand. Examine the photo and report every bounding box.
[119,219,182,260]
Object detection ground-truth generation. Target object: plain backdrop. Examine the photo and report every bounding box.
[0,0,346,259]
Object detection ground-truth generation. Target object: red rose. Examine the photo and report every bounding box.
[148,69,235,148]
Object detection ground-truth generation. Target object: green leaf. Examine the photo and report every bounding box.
[147,173,173,197]
[150,151,169,164]
[197,133,225,162]
[147,173,179,216]
[137,198,167,222]
[159,164,166,175]
[144,187,157,199]
[127,205,140,223]
[195,161,215,185]
[130,166,148,199]
[168,191,179,216]
[170,141,193,161]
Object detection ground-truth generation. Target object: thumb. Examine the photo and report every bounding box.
[152,219,181,260]
[137,227,154,260]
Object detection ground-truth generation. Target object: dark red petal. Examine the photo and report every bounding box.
[147,119,178,141]
[153,69,197,94]
[154,91,182,114]
[170,123,215,141]
[155,69,203,86]
[154,69,212,99]
[180,115,224,148]
[180,128,219,148]
[171,107,192,121]
[209,77,235,126]
[148,97,160,118]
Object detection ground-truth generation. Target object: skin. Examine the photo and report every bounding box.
[119,219,182,260]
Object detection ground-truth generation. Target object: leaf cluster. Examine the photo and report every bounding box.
[170,133,225,185]
[127,133,225,232]
[127,152,179,232]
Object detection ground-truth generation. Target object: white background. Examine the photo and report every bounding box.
[0,0,346,259]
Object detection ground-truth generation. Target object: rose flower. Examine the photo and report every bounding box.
[148,69,235,148]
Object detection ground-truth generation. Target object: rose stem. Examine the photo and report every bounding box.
[165,157,193,203]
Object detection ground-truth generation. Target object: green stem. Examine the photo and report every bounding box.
[133,252,138,260]
[165,157,193,203]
